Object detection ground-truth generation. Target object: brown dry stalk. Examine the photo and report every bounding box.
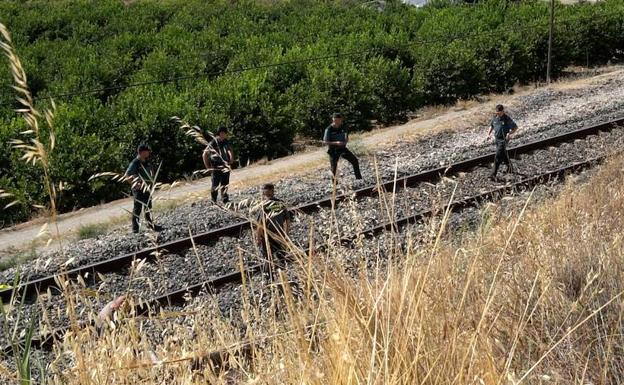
[35,152,624,384]
[0,22,63,249]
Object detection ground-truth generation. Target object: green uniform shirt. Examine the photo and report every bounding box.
[125,157,153,187]
[257,197,292,236]
[323,124,348,150]
[490,114,518,140]
[206,138,232,166]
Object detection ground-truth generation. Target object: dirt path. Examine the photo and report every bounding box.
[0,67,620,256]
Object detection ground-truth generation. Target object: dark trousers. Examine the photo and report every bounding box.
[132,190,153,233]
[493,139,511,176]
[211,169,230,203]
[259,239,288,270]
[329,147,362,180]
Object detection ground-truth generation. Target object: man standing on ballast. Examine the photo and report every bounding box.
[203,126,234,204]
[323,112,362,181]
[487,104,519,181]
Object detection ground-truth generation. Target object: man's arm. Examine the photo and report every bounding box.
[256,225,265,246]
[323,139,346,146]
[202,150,211,170]
[507,118,519,140]
[125,160,136,178]
[255,208,265,246]
[227,148,234,167]
[322,127,334,145]
[283,208,293,235]
[124,161,142,190]
[203,140,215,169]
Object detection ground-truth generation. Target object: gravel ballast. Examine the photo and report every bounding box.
[4,70,624,284]
[1,123,621,348]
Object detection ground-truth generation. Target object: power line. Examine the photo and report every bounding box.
[0,10,617,108]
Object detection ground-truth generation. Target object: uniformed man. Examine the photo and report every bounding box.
[203,126,234,204]
[323,112,362,181]
[255,183,292,262]
[487,104,518,181]
[125,143,161,233]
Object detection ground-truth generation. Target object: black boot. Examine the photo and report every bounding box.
[490,164,499,181]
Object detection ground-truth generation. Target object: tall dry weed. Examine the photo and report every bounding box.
[0,21,71,384]
[0,23,64,250]
[31,154,624,385]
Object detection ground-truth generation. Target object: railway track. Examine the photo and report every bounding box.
[1,116,619,356]
[3,117,623,305]
[16,153,608,369]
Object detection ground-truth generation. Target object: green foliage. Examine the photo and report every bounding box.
[0,0,623,225]
[78,222,110,240]
[0,272,39,384]
[0,247,38,271]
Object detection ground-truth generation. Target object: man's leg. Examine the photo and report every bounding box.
[270,239,288,267]
[258,239,274,277]
[221,171,230,203]
[211,170,221,203]
[329,151,340,178]
[144,192,154,227]
[341,148,362,180]
[132,191,145,233]
[260,238,288,270]
[492,141,505,179]
[502,142,513,173]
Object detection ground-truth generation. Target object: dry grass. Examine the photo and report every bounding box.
[3,18,624,384]
[6,152,619,385]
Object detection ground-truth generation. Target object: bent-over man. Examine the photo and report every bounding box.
[255,183,292,262]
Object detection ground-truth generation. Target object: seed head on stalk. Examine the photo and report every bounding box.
[0,23,66,250]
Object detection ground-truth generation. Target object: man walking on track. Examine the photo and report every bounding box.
[203,126,234,204]
[125,142,161,233]
[323,112,362,181]
[487,104,519,181]
[255,183,292,263]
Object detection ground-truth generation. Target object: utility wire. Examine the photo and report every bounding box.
[0,10,617,108]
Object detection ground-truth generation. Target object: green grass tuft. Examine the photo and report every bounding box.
[77,223,109,240]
